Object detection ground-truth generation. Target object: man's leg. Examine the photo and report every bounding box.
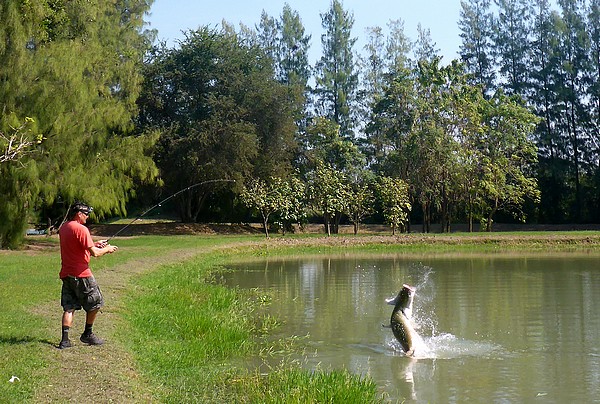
[59,310,74,349]
[80,309,103,345]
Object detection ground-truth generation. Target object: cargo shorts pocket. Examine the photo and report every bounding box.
[82,276,104,312]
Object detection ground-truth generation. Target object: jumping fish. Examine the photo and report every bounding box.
[386,284,426,356]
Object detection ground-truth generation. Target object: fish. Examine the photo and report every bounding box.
[386,284,426,356]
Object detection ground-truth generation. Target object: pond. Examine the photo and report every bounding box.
[223,252,600,403]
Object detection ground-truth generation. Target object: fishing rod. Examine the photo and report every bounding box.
[106,179,234,242]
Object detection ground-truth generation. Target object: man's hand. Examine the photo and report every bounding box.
[95,240,108,248]
[90,242,118,257]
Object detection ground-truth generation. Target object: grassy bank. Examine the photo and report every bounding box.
[2,231,599,402]
[122,245,380,402]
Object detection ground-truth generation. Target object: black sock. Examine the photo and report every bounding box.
[84,323,93,336]
[61,326,70,342]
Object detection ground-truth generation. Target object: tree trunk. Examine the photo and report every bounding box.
[262,213,270,238]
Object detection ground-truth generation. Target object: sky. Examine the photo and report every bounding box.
[145,0,463,64]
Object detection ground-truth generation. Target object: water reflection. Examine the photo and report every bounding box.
[223,253,600,403]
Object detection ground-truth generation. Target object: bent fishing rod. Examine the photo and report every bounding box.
[106,179,234,242]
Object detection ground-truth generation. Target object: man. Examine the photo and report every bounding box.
[58,202,118,349]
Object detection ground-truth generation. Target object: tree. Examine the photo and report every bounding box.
[477,90,541,230]
[587,0,600,221]
[344,175,375,235]
[309,164,351,236]
[303,116,364,173]
[376,176,411,235]
[493,0,534,95]
[459,0,496,92]
[385,19,413,73]
[253,5,311,133]
[274,174,307,234]
[314,0,359,138]
[358,26,386,130]
[0,0,158,248]
[359,20,412,167]
[366,66,417,176]
[138,27,299,222]
[529,0,568,222]
[240,174,307,237]
[240,178,279,238]
[553,0,591,222]
[413,24,440,64]
[277,4,312,90]
[588,0,600,153]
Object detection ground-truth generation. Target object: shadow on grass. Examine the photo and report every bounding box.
[0,334,55,347]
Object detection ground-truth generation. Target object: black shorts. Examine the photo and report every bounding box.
[61,275,104,312]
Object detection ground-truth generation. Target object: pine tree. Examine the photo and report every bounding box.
[413,24,440,64]
[278,4,312,90]
[0,0,157,248]
[554,0,590,221]
[586,0,600,173]
[529,0,570,222]
[459,0,496,93]
[385,19,412,73]
[314,0,359,139]
[493,0,534,95]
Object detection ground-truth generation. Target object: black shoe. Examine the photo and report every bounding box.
[58,339,72,349]
[80,333,104,346]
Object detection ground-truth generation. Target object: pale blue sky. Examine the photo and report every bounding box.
[146,0,463,64]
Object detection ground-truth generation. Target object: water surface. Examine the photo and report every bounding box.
[223,253,600,403]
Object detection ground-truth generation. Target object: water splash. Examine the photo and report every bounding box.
[387,333,501,359]
[387,264,501,359]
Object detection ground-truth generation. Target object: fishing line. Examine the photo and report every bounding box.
[106,179,234,242]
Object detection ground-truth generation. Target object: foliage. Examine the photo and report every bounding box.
[274,174,308,234]
[344,175,376,235]
[308,164,351,235]
[375,176,411,235]
[314,0,359,138]
[476,90,541,230]
[458,0,600,224]
[459,0,496,92]
[138,26,300,222]
[240,175,306,237]
[240,178,279,238]
[0,0,158,248]
[0,117,43,164]
[303,116,365,173]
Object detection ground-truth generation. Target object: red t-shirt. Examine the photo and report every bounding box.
[59,220,94,279]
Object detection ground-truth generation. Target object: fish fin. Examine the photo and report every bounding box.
[382,323,391,329]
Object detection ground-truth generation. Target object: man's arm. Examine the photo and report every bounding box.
[89,240,118,257]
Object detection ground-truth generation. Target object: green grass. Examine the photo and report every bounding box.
[0,252,59,402]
